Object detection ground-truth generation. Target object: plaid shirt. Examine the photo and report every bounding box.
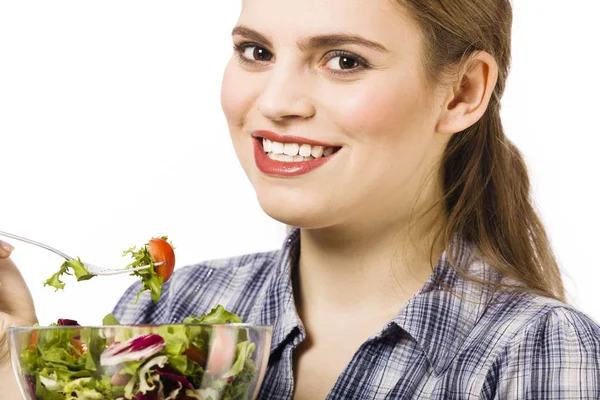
[113,228,600,399]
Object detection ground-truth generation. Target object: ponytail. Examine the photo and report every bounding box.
[399,0,564,300]
[441,105,565,300]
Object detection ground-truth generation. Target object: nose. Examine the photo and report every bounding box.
[256,63,316,122]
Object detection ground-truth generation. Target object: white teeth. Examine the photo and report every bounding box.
[263,138,272,152]
[283,143,299,156]
[262,138,337,161]
[311,146,324,158]
[267,154,317,163]
[299,144,312,157]
[271,141,284,155]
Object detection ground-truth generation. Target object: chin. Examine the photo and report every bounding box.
[255,188,334,230]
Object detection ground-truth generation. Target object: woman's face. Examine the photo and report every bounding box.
[221,0,450,231]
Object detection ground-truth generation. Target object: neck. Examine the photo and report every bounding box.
[294,204,447,323]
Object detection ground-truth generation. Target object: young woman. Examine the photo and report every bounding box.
[1,0,599,398]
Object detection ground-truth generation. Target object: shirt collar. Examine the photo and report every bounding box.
[252,227,304,355]
[391,234,502,375]
[255,227,501,368]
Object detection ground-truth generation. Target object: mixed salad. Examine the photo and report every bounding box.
[44,237,176,302]
[19,306,259,400]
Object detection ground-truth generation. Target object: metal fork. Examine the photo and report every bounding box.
[0,230,157,276]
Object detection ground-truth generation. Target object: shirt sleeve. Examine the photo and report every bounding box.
[484,307,600,399]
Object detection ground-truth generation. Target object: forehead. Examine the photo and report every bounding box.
[238,0,419,48]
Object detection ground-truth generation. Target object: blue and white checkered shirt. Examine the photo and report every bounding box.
[113,228,600,399]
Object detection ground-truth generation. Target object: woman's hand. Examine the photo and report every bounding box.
[0,242,38,398]
[0,240,14,259]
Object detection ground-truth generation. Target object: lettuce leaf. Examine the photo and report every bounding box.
[102,314,121,326]
[223,341,256,379]
[183,305,243,325]
[122,240,166,303]
[44,258,94,291]
[62,377,106,399]
[82,327,106,372]
[42,237,172,304]
[158,325,189,356]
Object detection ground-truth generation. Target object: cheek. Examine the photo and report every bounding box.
[220,61,252,129]
[325,77,430,146]
[220,63,257,178]
[316,74,438,212]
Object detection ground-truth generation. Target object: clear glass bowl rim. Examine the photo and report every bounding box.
[8,323,273,333]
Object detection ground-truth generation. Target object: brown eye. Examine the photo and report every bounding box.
[323,52,366,73]
[339,57,359,69]
[253,47,272,61]
[239,45,273,62]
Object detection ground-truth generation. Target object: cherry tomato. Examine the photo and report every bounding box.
[27,330,39,351]
[149,238,175,282]
[206,328,236,376]
[69,338,88,358]
[183,344,207,366]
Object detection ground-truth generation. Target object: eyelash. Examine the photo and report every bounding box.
[232,42,268,67]
[323,50,370,75]
[232,42,371,75]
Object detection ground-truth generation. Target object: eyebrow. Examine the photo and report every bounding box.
[231,25,389,53]
[232,26,273,47]
[303,34,389,53]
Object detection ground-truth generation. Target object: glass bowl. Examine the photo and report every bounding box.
[8,323,272,400]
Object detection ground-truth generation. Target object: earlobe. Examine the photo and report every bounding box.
[436,51,499,135]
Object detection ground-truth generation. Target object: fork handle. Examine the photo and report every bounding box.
[0,230,73,260]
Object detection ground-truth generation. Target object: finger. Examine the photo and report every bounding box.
[0,241,14,259]
[0,258,37,324]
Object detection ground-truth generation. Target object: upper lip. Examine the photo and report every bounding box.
[251,130,342,148]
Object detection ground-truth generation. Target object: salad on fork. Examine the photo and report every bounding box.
[0,231,176,303]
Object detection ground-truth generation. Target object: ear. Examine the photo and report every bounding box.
[436,51,499,135]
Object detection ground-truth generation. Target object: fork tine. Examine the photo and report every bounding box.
[84,262,164,276]
[92,265,151,276]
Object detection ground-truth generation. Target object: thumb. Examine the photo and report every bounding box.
[0,241,14,259]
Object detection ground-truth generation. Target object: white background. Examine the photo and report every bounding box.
[0,1,598,325]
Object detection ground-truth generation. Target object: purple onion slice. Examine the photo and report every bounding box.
[100,334,166,366]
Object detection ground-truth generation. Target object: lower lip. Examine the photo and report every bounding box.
[253,139,337,177]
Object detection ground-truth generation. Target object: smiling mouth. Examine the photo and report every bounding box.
[258,137,341,162]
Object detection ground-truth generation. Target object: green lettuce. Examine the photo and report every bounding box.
[62,377,107,399]
[183,305,243,325]
[43,237,173,304]
[102,314,121,326]
[23,306,259,400]
[21,323,117,400]
[44,258,94,291]
[158,325,189,356]
[122,238,170,303]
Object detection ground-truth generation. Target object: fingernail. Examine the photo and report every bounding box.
[0,240,14,253]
